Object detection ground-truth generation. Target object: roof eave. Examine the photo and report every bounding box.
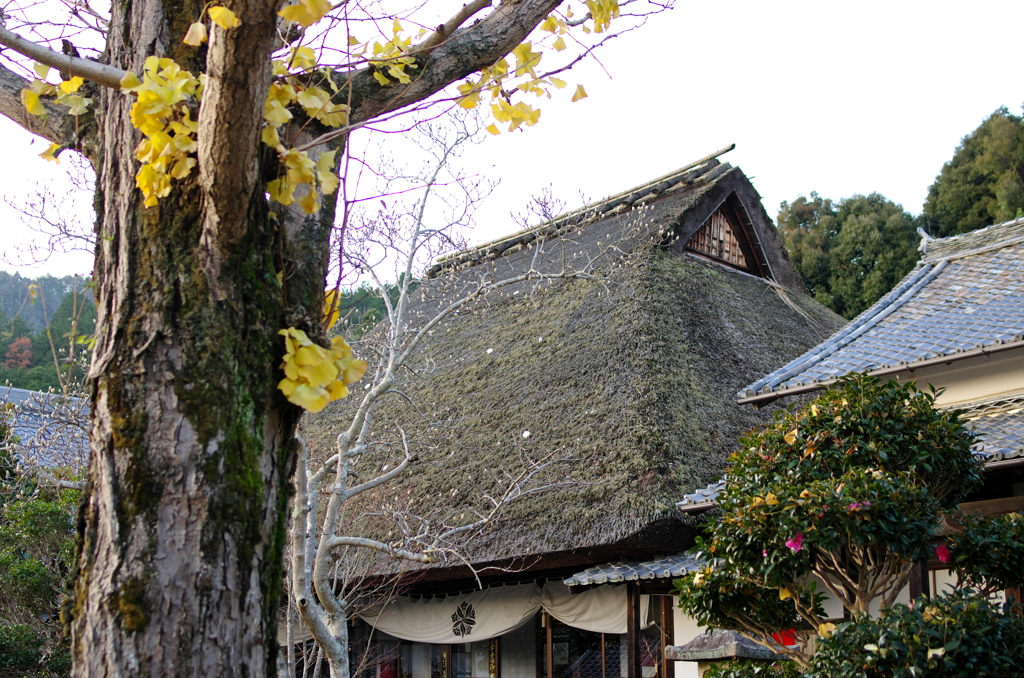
[737,339,1024,407]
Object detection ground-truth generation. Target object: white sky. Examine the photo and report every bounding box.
[2,0,1023,277]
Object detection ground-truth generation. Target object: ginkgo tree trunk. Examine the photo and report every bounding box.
[0,0,661,674]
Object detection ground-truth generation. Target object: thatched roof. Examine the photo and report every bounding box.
[303,157,844,585]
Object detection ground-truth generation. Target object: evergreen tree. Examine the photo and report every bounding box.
[924,106,1024,237]
[777,194,920,319]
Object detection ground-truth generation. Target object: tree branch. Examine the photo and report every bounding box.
[0,26,127,88]
[413,0,494,56]
[0,63,68,142]
[324,536,435,563]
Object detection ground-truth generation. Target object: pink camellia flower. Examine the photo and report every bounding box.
[762,549,768,557]
[935,543,953,564]
[785,533,804,553]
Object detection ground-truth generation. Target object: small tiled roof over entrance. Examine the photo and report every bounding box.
[738,218,1024,406]
[963,392,1024,463]
[563,554,702,587]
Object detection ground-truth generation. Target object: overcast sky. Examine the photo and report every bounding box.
[2,0,1023,278]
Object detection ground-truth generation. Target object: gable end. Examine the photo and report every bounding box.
[684,194,770,278]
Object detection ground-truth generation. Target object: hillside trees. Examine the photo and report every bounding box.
[675,376,1024,676]
[776,194,919,318]
[0,281,95,392]
[924,107,1024,237]
[0,0,666,674]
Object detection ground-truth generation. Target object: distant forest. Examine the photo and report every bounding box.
[0,271,407,391]
[778,106,1024,319]
[0,272,95,391]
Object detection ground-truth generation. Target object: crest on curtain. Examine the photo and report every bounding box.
[451,601,477,637]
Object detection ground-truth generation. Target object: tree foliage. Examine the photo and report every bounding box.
[675,376,985,667]
[924,107,1024,238]
[0,413,78,675]
[776,194,919,319]
[811,592,1024,678]
[675,376,1024,675]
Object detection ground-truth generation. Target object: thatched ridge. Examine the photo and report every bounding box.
[303,161,843,586]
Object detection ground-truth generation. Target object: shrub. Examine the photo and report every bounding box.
[0,623,44,669]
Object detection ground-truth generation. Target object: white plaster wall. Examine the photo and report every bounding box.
[890,348,1024,407]
[671,596,701,678]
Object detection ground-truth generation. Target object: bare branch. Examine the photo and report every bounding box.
[324,536,435,563]
[0,25,126,88]
[413,0,493,55]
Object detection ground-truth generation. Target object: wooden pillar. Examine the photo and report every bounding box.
[626,583,641,678]
[545,612,553,678]
[659,596,675,678]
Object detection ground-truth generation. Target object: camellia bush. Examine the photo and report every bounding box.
[809,591,1024,678]
[675,375,1020,673]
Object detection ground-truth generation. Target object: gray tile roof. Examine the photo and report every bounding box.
[961,393,1024,462]
[563,553,703,587]
[676,477,727,513]
[738,218,1024,403]
[665,630,784,662]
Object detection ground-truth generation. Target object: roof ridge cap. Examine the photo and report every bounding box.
[922,217,1024,262]
[427,146,736,276]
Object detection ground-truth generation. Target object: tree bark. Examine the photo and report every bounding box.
[65,0,311,675]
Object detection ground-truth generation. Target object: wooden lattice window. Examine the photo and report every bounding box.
[686,208,751,269]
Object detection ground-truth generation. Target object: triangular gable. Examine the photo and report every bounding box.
[685,196,769,277]
[687,207,750,269]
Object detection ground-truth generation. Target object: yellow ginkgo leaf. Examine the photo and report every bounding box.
[299,358,339,387]
[485,123,500,136]
[119,71,142,92]
[21,89,44,116]
[326,380,350,400]
[510,41,541,78]
[779,587,793,600]
[552,36,567,51]
[170,157,196,179]
[549,77,567,89]
[765,493,779,506]
[278,0,332,28]
[183,21,208,45]
[32,62,51,79]
[58,77,84,94]
[39,143,61,163]
[323,289,341,328]
[295,343,328,366]
[372,70,390,86]
[571,84,588,102]
[286,383,331,413]
[208,6,240,29]
[298,189,319,215]
[784,428,799,444]
[261,125,281,147]
[63,94,91,115]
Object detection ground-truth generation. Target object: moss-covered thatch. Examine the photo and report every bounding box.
[303,164,844,583]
